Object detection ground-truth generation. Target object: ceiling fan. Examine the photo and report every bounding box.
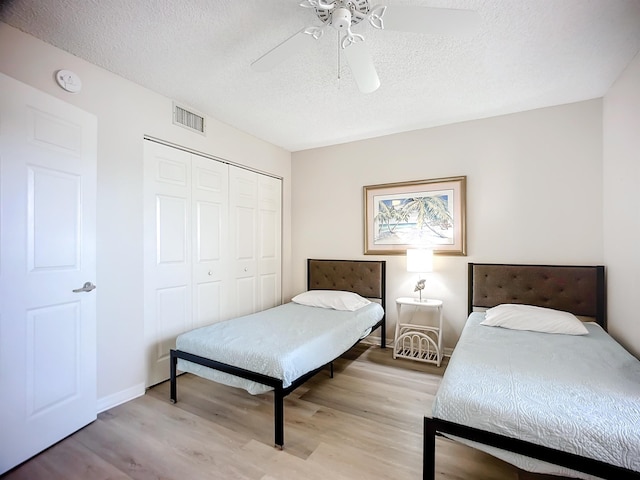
[251,0,480,94]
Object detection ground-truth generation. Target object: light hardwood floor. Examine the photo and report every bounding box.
[4,344,526,480]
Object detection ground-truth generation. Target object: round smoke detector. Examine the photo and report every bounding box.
[55,69,82,93]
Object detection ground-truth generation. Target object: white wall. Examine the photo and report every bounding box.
[0,23,292,409]
[292,100,604,349]
[603,51,640,358]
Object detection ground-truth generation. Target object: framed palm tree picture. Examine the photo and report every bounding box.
[364,176,466,255]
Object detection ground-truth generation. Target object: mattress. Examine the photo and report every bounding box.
[176,301,384,394]
[433,312,640,478]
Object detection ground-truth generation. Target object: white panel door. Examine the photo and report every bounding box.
[229,166,258,318]
[0,73,97,474]
[191,154,228,329]
[257,174,282,310]
[143,141,192,387]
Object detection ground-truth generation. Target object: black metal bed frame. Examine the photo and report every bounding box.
[423,263,640,480]
[423,417,640,480]
[170,259,386,448]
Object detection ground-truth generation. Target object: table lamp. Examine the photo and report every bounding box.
[406,248,433,302]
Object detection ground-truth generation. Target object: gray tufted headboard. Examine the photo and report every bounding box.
[468,263,606,329]
[307,259,386,312]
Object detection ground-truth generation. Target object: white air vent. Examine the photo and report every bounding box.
[173,103,206,135]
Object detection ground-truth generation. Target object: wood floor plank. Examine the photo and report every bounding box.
[3,436,132,480]
[260,444,355,480]
[4,344,530,479]
[73,397,260,480]
[306,439,419,480]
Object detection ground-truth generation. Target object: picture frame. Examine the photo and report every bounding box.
[363,176,466,255]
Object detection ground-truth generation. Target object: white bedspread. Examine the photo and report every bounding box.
[176,301,384,394]
[433,312,640,478]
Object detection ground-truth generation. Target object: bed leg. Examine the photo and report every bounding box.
[274,388,284,449]
[170,349,177,404]
[423,417,436,480]
[330,362,334,378]
[381,318,387,348]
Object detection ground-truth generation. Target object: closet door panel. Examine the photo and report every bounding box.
[194,281,222,329]
[234,277,257,318]
[155,286,190,364]
[229,166,258,317]
[192,155,228,328]
[259,273,279,311]
[157,195,188,264]
[144,141,192,387]
[258,175,282,310]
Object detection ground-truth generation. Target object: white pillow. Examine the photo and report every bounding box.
[291,290,371,311]
[480,304,588,335]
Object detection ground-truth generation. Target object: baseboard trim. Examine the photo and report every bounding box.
[97,382,145,413]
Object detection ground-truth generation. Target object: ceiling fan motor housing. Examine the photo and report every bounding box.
[331,7,352,30]
[316,0,370,26]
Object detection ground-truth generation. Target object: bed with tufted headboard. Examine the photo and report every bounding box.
[170,258,386,449]
[424,263,640,480]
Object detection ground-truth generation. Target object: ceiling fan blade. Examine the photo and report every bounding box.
[343,40,380,94]
[376,6,480,36]
[251,27,321,72]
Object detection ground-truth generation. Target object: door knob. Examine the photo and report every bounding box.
[73,281,96,293]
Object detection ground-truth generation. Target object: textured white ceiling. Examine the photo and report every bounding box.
[2,0,640,151]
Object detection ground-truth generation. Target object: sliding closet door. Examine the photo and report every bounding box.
[143,141,193,387]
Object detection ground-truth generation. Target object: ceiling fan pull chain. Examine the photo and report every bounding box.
[337,29,342,81]
[368,5,386,29]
